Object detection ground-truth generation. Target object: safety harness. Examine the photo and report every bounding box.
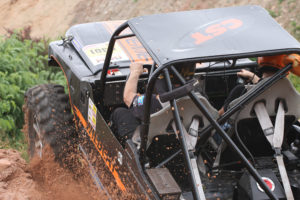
[172,118,207,200]
[254,101,294,200]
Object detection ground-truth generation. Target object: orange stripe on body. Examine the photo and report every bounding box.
[52,51,127,192]
[73,106,126,192]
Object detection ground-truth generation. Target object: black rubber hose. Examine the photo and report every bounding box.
[234,115,257,166]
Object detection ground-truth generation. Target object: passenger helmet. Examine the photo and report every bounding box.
[258,54,300,76]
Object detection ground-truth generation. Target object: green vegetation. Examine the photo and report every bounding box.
[289,73,300,92]
[268,9,280,18]
[291,20,300,41]
[0,28,65,157]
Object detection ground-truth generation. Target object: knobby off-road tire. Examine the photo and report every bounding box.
[23,84,76,162]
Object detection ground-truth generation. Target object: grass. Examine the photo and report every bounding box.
[289,73,300,92]
[0,27,65,162]
[291,21,300,41]
[0,135,29,161]
[268,10,280,18]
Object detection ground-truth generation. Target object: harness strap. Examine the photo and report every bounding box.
[273,101,285,148]
[189,117,200,137]
[276,155,294,200]
[197,154,206,175]
[191,157,207,200]
[212,141,226,170]
[132,126,141,149]
[273,101,294,200]
[171,119,206,200]
[254,101,294,200]
[212,125,234,170]
[171,120,197,151]
[254,102,274,146]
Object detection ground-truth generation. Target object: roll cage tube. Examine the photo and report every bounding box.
[99,21,131,95]
[140,64,204,199]
[139,64,168,163]
[163,68,201,200]
[169,65,289,200]
[139,63,292,200]
[196,63,293,147]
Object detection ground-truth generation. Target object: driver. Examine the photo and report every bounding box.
[123,63,163,121]
[111,62,196,143]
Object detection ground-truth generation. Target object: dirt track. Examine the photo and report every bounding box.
[0,149,42,200]
[0,149,102,200]
[0,0,299,39]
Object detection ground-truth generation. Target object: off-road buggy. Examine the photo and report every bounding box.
[24,5,300,200]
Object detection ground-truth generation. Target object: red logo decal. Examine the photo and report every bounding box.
[256,177,275,192]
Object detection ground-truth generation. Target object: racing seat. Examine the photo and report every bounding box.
[132,93,219,149]
[212,77,300,170]
[228,77,300,123]
[216,77,300,159]
[226,77,300,200]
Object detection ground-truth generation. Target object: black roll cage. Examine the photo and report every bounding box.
[99,21,296,200]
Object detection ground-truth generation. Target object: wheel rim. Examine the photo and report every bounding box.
[33,115,43,158]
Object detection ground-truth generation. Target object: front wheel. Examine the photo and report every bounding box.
[23,84,76,160]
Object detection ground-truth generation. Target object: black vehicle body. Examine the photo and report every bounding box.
[48,5,300,200]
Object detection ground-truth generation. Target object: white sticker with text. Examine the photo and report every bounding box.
[83,42,129,65]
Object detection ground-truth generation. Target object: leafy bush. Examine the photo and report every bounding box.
[0,28,65,148]
[289,73,300,92]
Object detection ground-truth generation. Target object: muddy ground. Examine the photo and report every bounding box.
[0,148,102,200]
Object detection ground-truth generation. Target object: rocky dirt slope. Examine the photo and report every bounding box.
[0,149,42,200]
[0,149,101,200]
[0,0,299,39]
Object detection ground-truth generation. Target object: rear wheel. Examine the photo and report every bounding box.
[23,84,76,160]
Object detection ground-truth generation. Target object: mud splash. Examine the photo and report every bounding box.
[0,149,42,200]
[0,148,106,200]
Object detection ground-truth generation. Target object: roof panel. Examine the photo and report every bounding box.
[128,5,300,65]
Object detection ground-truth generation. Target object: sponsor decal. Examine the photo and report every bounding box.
[73,106,126,192]
[82,42,129,66]
[53,56,126,192]
[117,152,123,165]
[191,18,243,45]
[71,38,82,51]
[174,17,245,51]
[88,98,97,130]
[137,95,144,106]
[256,177,275,192]
[102,21,153,64]
[107,69,122,76]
